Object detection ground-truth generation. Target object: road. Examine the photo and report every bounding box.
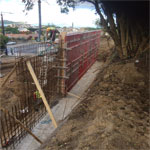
[7,42,50,56]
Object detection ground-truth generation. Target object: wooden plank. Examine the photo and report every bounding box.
[0,107,43,145]
[60,32,67,44]
[59,32,67,95]
[1,65,16,87]
[26,61,58,128]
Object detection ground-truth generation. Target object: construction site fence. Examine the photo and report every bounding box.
[0,30,101,150]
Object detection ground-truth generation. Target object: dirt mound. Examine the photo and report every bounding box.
[0,72,24,110]
[97,37,114,62]
[40,59,149,150]
[104,62,144,84]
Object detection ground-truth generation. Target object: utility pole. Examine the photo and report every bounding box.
[1,12,13,55]
[38,0,41,42]
[1,12,13,36]
[1,12,5,35]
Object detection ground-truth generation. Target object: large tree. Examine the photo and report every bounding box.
[22,0,149,59]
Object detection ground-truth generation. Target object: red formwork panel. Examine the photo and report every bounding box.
[65,30,101,92]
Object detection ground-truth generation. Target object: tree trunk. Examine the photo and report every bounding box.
[136,37,149,57]
[94,1,149,59]
[119,15,128,58]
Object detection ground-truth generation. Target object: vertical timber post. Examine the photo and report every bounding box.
[59,32,67,96]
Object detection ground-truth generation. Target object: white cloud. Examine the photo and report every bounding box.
[0,0,98,27]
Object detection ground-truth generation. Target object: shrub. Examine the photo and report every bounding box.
[0,34,9,49]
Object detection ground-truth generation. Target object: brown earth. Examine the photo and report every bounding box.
[0,56,24,110]
[39,38,149,150]
[0,71,24,111]
[0,56,16,75]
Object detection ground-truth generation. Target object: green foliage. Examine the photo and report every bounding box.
[95,19,103,28]
[22,0,34,11]
[5,26,19,34]
[28,27,37,32]
[57,0,76,13]
[0,34,9,49]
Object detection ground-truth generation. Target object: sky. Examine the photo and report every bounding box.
[0,0,98,27]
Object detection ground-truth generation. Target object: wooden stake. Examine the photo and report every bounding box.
[59,32,67,96]
[26,61,57,128]
[61,32,67,44]
[0,107,43,145]
[1,65,16,87]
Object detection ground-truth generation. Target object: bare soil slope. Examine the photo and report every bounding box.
[40,38,149,150]
[0,56,24,110]
[0,72,24,110]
